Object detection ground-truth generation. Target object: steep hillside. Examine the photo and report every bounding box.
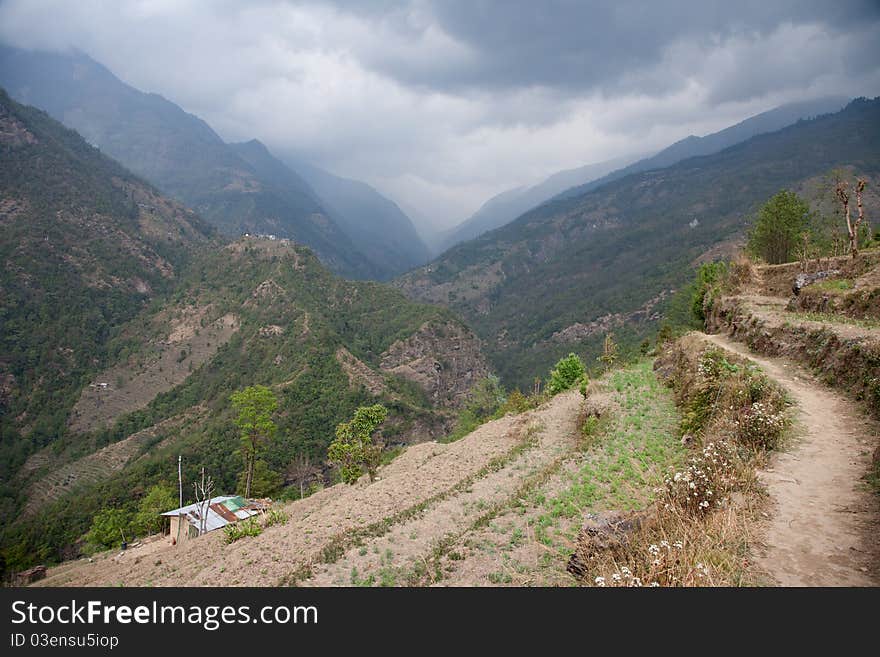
[0,88,214,487]
[1,234,490,571]
[288,158,431,276]
[396,98,880,388]
[557,96,850,201]
[0,46,380,279]
[438,154,636,253]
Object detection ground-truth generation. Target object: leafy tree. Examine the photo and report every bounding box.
[464,375,506,418]
[599,334,619,372]
[131,484,176,537]
[548,353,586,395]
[691,261,728,323]
[327,404,388,484]
[236,460,282,498]
[747,190,810,264]
[86,508,129,551]
[230,385,278,498]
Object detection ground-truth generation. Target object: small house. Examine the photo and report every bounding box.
[161,495,266,543]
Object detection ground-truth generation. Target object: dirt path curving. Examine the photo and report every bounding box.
[701,332,879,586]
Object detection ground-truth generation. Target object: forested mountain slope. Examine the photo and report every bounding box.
[438,154,636,253]
[0,88,214,485]
[396,98,880,388]
[0,90,490,573]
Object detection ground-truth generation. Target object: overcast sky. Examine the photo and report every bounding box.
[1,0,879,230]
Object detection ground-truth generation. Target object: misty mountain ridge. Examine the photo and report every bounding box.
[555,95,851,201]
[0,46,428,280]
[437,153,640,253]
[284,157,431,274]
[435,96,847,256]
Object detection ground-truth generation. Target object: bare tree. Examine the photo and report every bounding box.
[836,178,868,258]
[192,467,215,536]
[856,179,869,249]
[286,453,322,498]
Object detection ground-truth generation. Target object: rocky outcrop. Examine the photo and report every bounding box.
[566,508,656,579]
[550,290,672,343]
[380,320,490,408]
[792,270,841,295]
[336,347,387,396]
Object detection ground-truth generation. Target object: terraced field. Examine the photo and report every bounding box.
[35,361,686,587]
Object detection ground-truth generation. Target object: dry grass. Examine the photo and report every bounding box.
[588,498,765,587]
[569,335,788,587]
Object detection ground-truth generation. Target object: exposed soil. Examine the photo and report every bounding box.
[69,312,239,433]
[702,332,880,586]
[298,390,583,587]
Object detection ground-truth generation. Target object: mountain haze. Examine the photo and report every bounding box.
[438,154,638,253]
[0,46,413,280]
[287,159,431,276]
[557,96,851,201]
[396,98,880,387]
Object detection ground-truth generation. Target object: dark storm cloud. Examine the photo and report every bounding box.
[0,0,878,227]
[354,0,880,99]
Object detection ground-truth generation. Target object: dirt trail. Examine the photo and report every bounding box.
[702,332,879,586]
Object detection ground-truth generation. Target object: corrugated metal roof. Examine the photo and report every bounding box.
[211,503,239,523]
[161,495,265,533]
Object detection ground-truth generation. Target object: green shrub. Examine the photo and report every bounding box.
[223,517,262,543]
[580,414,602,440]
[262,508,288,528]
[86,508,130,551]
[328,404,388,483]
[656,323,675,346]
[691,261,728,323]
[464,375,506,418]
[547,353,585,395]
[746,190,811,264]
[497,389,532,415]
[131,484,176,537]
[579,376,590,399]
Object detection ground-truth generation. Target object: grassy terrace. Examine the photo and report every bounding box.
[530,360,685,555]
[786,311,880,330]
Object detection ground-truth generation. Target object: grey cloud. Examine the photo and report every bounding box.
[356,0,880,97]
[0,0,878,227]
